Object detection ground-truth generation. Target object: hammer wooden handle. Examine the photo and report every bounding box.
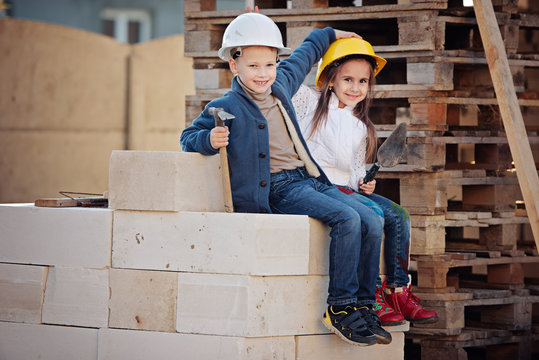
[219,147,234,213]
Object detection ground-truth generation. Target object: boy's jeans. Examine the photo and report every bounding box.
[268,167,384,307]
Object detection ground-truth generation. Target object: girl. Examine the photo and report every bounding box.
[293,37,438,325]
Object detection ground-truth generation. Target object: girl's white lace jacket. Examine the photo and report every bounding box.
[293,84,368,192]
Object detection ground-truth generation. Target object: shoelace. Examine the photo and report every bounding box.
[373,286,392,312]
[403,284,424,308]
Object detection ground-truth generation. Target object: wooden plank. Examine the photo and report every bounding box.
[409,97,539,106]
[34,197,108,207]
[185,5,447,22]
[473,0,539,249]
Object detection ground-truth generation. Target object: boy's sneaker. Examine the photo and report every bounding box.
[358,306,392,344]
[322,305,377,346]
[374,285,406,326]
[384,284,439,324]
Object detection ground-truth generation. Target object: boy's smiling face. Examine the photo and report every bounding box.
[228,46,278,94]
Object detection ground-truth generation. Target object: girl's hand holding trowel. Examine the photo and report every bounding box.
[359,178,376,195]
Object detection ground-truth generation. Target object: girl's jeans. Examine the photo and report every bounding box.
[359,192,411,288]
[269,167,384,307]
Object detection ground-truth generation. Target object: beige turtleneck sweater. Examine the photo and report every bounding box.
[238,78,305,173]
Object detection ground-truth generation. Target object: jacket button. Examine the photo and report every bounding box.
[260,209,268,213]
[259,152,266,158]
[260,181,267,187]
[258,123,265,129]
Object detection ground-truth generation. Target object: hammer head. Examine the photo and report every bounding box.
[209,107,235,127]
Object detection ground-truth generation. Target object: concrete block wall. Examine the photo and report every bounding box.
[0,151,408,359]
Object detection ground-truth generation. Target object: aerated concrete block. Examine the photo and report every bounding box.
[42,266,109,328]
[176,273,329,337]
[97,328,295,360]
[108,150,226,212]
[0,322,98,360]
[0,263,48,323]
[308,218,330,275]
[296,331,405,360]
[0,204,112,268]
[112,210,310,275]
[109,268,178,332]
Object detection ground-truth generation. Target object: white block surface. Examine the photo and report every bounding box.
[42,266,109,327]
[97,328,295,360]
[0,204,112,267]
[296,332,405,360]
[109,268,178,332]
[108,150,226,212]
[308,217,330,274]
[0,263,47,323]
[177,273,329,337]
[0,322,98,360]
[113,210,310,275]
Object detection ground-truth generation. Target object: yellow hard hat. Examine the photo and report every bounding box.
[315,38,387,88]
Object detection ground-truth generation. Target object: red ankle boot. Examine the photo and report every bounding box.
[374,285,405,326]
[384,284,438,324]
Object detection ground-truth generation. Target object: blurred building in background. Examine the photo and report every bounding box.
[4,0,245,42]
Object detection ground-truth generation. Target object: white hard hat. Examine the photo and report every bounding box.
[218,12,291,61]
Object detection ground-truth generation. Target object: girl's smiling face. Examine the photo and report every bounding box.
[329,58,372,108]
[228,46,278,94]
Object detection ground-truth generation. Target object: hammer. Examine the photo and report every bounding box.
[209,107,235,213]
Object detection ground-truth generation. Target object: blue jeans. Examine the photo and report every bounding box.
[268,168,384,307]
[363,192,410,288]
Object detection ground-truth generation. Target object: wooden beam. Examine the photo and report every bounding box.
[473,0,539,251]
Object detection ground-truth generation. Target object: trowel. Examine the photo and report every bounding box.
[363,122,408,183]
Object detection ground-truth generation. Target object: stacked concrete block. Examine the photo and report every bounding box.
[108,150,226,212]
[109,268,178,332]
[0,263,48,324]
[108,150,408,358]
[0,204,112,268]
[0,322,99,360]
[42,266,110,328]
[0,151,408,359]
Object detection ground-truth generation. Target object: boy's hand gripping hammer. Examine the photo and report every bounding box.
[209,107,235,213]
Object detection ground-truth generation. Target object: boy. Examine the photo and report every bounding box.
[180,12,389,346]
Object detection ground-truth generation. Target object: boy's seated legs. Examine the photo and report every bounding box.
[269,167,391,344]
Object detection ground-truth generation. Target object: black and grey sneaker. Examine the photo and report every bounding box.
[322,305,377,346]
[358,306,392,344]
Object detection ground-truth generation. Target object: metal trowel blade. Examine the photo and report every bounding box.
[376,122,408,168]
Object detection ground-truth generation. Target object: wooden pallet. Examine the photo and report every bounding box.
[408,288,538,336]
[407,328,536,360]
[411,252,539,290]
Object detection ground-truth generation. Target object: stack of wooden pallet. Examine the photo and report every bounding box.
[184,0,539,358]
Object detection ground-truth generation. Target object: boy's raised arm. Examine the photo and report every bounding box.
[277,28,361,97]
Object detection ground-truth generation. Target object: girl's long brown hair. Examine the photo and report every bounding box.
[310,55,378,163]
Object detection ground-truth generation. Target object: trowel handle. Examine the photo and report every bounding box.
[363,163,380,184]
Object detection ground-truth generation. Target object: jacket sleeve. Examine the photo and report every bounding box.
[276,27,336,98]
[179,106,220,155]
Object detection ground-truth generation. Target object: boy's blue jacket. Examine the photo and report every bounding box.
[180,27,336,213]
